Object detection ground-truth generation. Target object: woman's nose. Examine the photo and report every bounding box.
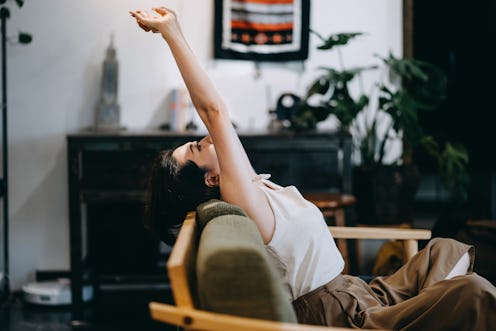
[200,135,213,145]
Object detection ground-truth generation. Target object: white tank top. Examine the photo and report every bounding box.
[253,174,345,301]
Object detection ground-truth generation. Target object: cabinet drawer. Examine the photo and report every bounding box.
[292,151,340,190]
[80,151,157,190]
[249,150,340,191]
[70,132,349,192]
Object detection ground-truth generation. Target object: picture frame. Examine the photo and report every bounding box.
[214,0,310,62]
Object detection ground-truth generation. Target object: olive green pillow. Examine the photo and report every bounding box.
[195,199,297,323]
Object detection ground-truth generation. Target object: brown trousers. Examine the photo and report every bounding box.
[293,238,496,330]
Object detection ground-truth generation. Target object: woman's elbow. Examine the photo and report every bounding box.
[197,103,228,123]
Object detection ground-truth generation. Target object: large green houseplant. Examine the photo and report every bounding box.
[289,30,469,225]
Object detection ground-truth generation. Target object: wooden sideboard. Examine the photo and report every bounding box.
[67,129,352,321]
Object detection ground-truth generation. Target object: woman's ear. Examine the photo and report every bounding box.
[205,172,220,188]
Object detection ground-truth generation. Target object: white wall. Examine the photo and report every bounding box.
[1,0,402,290]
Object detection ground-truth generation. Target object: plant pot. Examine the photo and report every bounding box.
[352,164,420,225]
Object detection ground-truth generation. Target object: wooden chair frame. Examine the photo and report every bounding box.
[150,212,431,331]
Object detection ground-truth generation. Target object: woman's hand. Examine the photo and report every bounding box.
[129,7,182,41]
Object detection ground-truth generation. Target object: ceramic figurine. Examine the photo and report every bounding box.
[95,34,121,131]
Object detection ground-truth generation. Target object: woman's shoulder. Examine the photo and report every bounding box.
[252,173,271,183]
[252,174,285,190]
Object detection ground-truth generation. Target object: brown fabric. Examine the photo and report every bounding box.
[293,238,496,330]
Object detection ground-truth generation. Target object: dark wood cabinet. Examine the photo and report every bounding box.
[67,129,352,321]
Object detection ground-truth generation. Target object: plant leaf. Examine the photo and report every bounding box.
[381,53,429,82]
[381,53,448,111]
[328,84,369,127]
[313,32,364,51]
[438,143,470,201]
[305,76,330,99]
[318,66,377,84]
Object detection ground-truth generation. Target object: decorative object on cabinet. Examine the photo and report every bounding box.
[214,0,310,62]
[95,34,121,131]
[168,88,194,133]
[267,92,302,131]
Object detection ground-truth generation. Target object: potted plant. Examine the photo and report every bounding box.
[289,30,469,225]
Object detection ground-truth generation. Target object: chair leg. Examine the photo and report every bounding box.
[334,209,350,274]
[403,239,418,263]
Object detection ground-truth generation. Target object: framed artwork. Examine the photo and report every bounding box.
[214,0,311,62]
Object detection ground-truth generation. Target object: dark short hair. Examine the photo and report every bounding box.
[143,149,220,245]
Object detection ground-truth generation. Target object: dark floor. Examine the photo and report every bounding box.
[0,292,178,331]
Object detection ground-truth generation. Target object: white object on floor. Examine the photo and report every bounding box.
[22,278,93,305]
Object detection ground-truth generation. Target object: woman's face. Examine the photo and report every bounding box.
[172,135,220,176]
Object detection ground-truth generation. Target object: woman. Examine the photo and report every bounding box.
[130,6,496,330]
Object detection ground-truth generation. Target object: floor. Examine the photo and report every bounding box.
[0,292,178,331]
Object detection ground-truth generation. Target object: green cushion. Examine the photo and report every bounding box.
[195,200,297,323]
[196,199,247,231]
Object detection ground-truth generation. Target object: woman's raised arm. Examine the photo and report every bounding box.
[129,7,275,243]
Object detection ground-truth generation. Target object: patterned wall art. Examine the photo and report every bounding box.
[214,0,311,62]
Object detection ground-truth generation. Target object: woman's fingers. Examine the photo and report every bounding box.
[129,10,158,32]
[137,21,151,32]
[131,10,147,22]
[130,12,150,32]
[130,8,164,33]
[153,7,167,16]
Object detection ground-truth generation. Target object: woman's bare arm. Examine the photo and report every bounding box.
[130,7,275,243]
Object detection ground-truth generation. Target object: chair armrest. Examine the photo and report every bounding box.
[329,226,431,262]
[167,212,197,308]
[149,302,384,331]
[329,226,431,240]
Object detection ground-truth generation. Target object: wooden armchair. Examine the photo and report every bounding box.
[149,201,431,331]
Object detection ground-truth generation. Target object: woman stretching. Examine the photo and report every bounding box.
[130,6,496,330]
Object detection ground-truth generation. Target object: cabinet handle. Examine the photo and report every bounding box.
[71,152,82,180]
[337,148,343,178]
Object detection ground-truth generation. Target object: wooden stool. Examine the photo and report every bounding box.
[303,192,356,274]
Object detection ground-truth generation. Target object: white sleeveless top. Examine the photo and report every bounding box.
[253,174,345,301]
